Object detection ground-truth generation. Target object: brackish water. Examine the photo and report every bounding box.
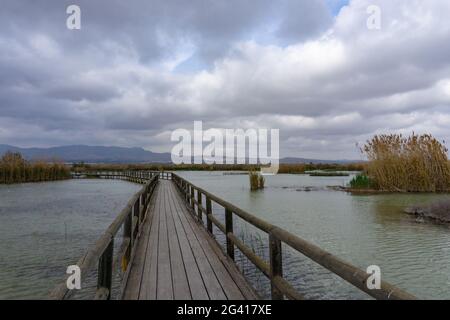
[177,171,450,300]
[0,180,141,299]
[0,173,449,300]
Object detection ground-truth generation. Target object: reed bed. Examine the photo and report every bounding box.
[249,171,265,190]
[361,133,450,192]
[0,152,70,184]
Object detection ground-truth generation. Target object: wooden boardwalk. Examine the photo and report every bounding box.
[50,171,416,301]
[122,180,258,300]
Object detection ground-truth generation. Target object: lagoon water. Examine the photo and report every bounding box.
[0,179,141,299]
[177,171,450,300]
[0,173,449,299]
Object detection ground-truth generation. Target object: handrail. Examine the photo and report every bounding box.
[170,172,417,300]
[49,172,159,300]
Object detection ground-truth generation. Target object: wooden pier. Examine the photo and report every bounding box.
[50,171,416,300]
[122,180,257,300]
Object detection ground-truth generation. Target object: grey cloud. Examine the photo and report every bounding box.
[0,0,450,159]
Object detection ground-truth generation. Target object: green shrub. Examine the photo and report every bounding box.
[349,174,374,189]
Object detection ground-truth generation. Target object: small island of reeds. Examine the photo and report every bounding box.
[348,133,450,193]
[249,171,265,190]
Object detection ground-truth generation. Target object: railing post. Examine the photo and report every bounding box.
[206,197,213,234]
[225,208,234,260]
[190,185,195,211]
[122,210,132,271]
[98,239,114,300]
[269,233,283,300]
[197,190,202,222]
[139,194,144,222]
[133,198,140,237]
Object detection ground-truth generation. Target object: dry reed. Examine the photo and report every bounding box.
[0,152,70,184]
[249,171,265,190]
[361,133,450,192]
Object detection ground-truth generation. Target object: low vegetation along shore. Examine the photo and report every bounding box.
[71,162,365,174]
[0,152,70,184]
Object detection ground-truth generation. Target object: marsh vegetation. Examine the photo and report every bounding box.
[351,133,450,193]
[249,171,265,190]
[0,152,70,184]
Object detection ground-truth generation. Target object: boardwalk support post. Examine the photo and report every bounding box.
[269,233,283,300]
[122,210,133,271]
[197,190,203,222]
[190,185,195,211]
[206,197,213,234]
[133,198,140,238]
[225,208,234,260]
[97,239,114,300]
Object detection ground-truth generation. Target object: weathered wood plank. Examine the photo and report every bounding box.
[156,185,173,299]
[169,182,250,300]
[165,185,192,300]
[123,180,257,301]
[138,184,162,300]
[167,184,209,300]
[169,185,227,300]
[122,184,158,300]
[170,181,259,300]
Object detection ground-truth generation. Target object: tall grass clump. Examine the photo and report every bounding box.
[349,174,374,189]
[361,133,450,192]
[249,171,265,191]
[0,152,70,184]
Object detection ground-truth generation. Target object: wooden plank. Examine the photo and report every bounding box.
[156,183,174,299]
[122,184,158,299]
[124,179,258,301]
[169,181,259,300]
[167,182,209,300]
[138,183,162,300]
[164,184,192,300]
[199,230,260,300]
[168,183,245,300]
[169,184,227,300]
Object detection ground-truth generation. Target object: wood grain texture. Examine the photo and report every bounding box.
[122,180,257,300]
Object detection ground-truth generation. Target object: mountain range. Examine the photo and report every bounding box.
[0,144,357,164]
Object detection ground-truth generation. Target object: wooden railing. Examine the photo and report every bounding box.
[49,172,159,300]
[171,173,417,300]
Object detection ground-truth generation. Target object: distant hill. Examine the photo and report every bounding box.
[0,144,172,163]
[0,144,359,164]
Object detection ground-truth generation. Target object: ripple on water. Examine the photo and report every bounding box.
[0,180,142,300]
[178,171,450,300]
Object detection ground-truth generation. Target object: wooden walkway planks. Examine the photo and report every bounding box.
[122,180,258,300]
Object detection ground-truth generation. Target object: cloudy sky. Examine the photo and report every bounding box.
[1,0,450,159]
